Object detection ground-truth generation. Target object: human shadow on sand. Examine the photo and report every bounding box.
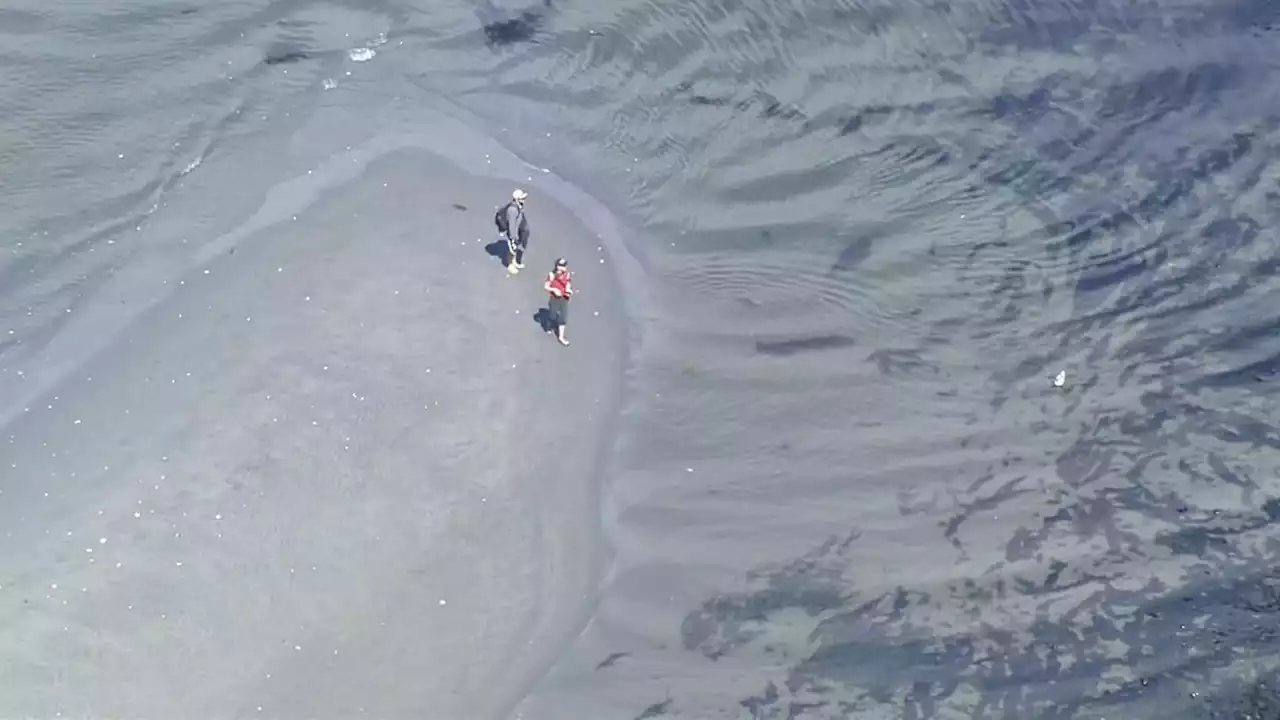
[532,307,557,334]
[484,237,511,266]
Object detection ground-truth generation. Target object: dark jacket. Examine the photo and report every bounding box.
[502,202,529,245]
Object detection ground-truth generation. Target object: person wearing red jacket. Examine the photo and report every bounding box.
[543,257,575,346]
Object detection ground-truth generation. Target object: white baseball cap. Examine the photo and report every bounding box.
[512,188,528,200]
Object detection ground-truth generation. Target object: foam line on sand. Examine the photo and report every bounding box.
[0,147,627,719]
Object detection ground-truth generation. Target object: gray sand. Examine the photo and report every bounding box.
[0,148,624,719]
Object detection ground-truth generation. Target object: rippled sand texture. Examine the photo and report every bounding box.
[0,149,624,719]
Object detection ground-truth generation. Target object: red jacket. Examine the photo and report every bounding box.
[546,270,572,298]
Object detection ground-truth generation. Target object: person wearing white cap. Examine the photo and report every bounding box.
[494,188,530,274]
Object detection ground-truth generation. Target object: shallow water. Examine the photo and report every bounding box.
[5,0,1280,717]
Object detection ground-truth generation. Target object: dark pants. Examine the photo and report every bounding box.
[508,229,529,265]
[548,296,569,327]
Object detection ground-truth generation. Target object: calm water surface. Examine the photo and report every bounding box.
[4,0,1280,718]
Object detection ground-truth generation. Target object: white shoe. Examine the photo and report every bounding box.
[514,261,525,269]
[507,264,519,274]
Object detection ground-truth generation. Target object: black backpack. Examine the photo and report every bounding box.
[494,202,510,235]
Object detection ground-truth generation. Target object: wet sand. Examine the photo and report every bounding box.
[0,147,625,719]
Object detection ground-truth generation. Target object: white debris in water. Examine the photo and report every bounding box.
[323,78,338,90]
[1053,370,1066,388]
[348,48,375,62]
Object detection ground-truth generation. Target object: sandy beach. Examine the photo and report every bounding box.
[0,147,625,719]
